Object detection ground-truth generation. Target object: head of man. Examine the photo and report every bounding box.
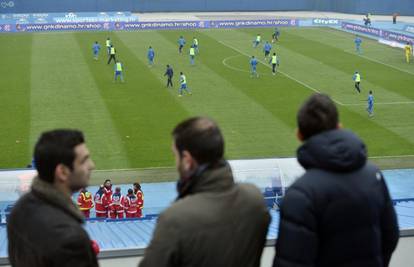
[297,94,340,141]
[104,179,112,189]
[133,182,141,191]
[34,129,94,195]
[171,117,224,182]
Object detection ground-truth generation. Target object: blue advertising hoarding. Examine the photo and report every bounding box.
[342,22,414,44]
[0,16,298,32]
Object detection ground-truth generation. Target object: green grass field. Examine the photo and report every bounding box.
[1,27,414,176]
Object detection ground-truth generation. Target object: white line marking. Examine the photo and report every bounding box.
[369,155,414,159]
[343,101,414,106]
[321,28,414,76]
[93,154,414,171]
[343,49,414,76]
[222,55,249,73]
[222,54,271,75]
[218,40,345,106]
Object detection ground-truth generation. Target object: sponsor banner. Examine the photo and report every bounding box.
[383,31,414,45]
[341,22,382,37]
[209,19,297,28]
[0,11,137,24]
[342,21,414,44]
[312,18,340,25]
[13,22,110,32]
[0,19,298,32]
[116,20,203,30]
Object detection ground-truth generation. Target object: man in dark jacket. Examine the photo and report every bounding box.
[140,117,270,267]
[164,64,174,88]
[273,94,399,267]
[7,129,98,267]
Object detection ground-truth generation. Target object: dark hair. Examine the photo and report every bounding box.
[128,188,133,194]
[133,182,141,190]
[172,117,224,164]
[297,94,338,140]
[34,129,85,183]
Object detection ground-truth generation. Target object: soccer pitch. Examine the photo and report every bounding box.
[1,27,414,172]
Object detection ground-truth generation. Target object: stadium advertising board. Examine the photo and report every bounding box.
[312,18,340,25]
[0,17,298,32]
[342,21,414,44]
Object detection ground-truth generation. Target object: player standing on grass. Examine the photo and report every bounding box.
[404,42,412,63]
[107,45,116,64]
[353,71,361,93]
[106,37,111,55]
[263,41,272,60]
[178,36,186,54]
[147,46,155,66]
[164,64,174,88]
[192,37,199,54]
[92,41,101,60]
[189,45,196,65]
[250,56,259,78]
[367,90,374,117]
[253,34,261,48]
[269,52,279,75]
[272,27,280,43]
[114,60,124,83]
[354,35,362,54]
[179,72,192,97]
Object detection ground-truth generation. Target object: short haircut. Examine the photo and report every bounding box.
[34,129,85,183]
[172,117,224,164]
[297,94,339,140]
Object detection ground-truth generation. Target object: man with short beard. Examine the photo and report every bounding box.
[140,117,270,267]
[7,129,98,267]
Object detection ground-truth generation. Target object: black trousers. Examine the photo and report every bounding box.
[355,82,361,93]
[272,63,277,73]
[107,54,116,64]
[167,77,173,87]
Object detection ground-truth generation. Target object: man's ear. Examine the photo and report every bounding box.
[181,150,196,169]
[337,122,343,129]
[54,164,70,184]
[296,128,304,142]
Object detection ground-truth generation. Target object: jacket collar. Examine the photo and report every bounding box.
[189,160,235,195]
[31,177,84,223]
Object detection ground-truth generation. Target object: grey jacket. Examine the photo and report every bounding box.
[140,161,271,267]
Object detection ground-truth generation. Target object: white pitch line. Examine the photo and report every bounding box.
[343,101,414,106]
[343,49,414,76]
[222,55,253,73]
[92,154,414,172]
[218,40,345,106]
[369,155,414,159]
[222,54,272,76]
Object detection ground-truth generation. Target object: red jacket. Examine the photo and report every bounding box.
[124,194,138,215]
[94,191,108,215]
[135,190,144,210]
[77,191,94,211]
[109,193,124,209]
[103,187,113,200]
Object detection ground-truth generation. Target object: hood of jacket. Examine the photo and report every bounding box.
[297,129,367,172]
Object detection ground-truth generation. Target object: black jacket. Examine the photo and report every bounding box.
[7,177,98,267]
[274,129,399,267]
[140,161,271,267]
